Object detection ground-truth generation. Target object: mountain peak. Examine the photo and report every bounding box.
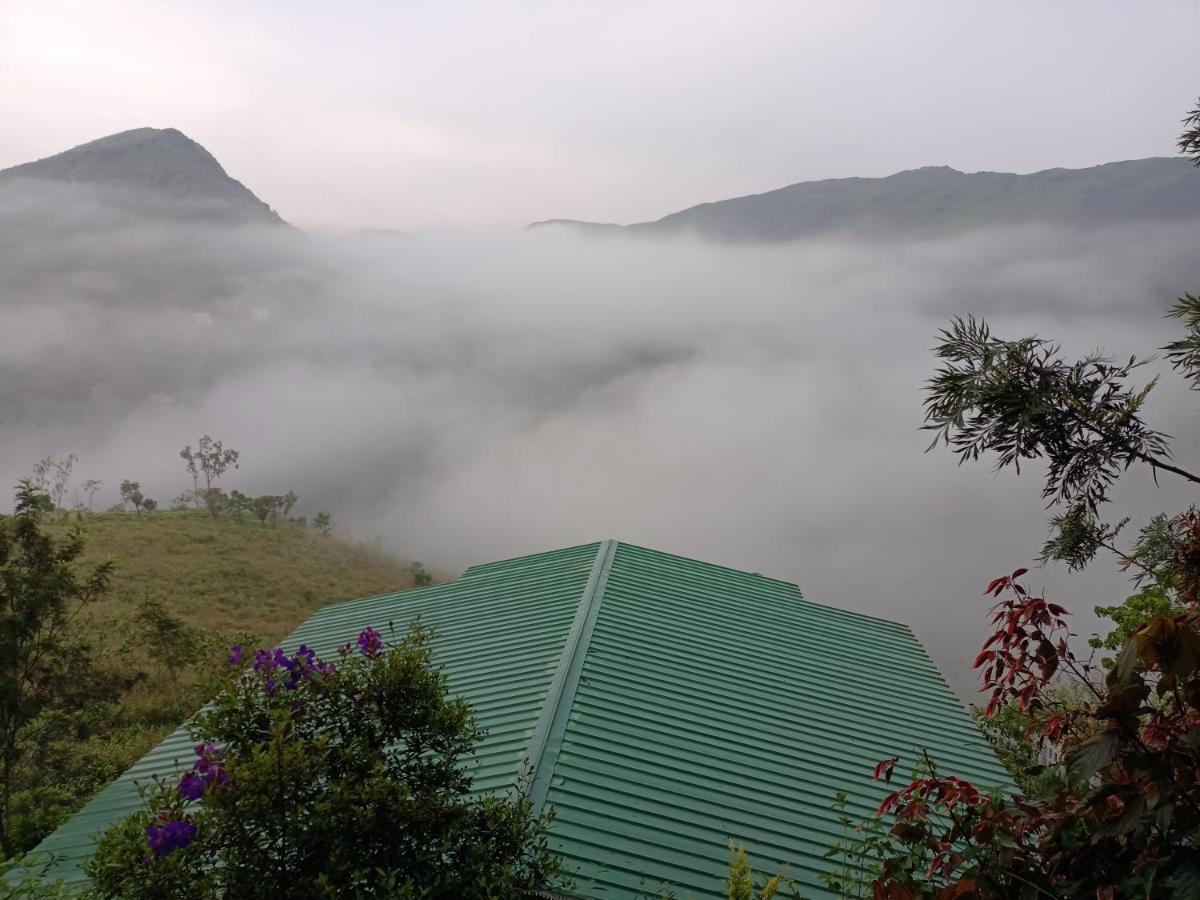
[0,127,286,226]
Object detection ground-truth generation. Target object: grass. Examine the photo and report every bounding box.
[52,508,418,643]
[11,508,423,856]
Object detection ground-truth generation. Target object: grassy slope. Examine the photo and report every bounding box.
[57,509,416,643]
[14,510,420,854]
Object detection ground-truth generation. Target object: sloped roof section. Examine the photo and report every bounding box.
[24,540,1010,897]
[545,542,1009,897]
[27,541,600,885]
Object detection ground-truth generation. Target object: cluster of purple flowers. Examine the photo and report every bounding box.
[356,627,383,657]
[246,643,336,695]
[146,818,198,856]
[227,629,383,697]
[177,743,229,802]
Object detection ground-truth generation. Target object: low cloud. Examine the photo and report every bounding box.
[3,186,1200,697]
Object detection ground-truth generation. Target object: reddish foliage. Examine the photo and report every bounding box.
[973,571,1073,717]
[866,558,1200,898]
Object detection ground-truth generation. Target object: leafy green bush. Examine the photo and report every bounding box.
[86,625,559,899]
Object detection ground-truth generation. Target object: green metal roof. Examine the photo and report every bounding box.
[23,540,1011,898]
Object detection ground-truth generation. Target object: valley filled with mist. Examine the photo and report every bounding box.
[4,150,1200,695]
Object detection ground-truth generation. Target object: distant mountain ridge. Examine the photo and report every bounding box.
[531,158,1200,241]
[0,127,286,226]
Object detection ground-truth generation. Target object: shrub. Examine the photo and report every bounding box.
[86,625,559,899]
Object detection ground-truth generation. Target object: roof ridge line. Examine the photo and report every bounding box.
[525,539,617,814]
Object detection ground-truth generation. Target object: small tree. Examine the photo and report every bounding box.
[249,495,281,527]
[30,456,77,518]
[196,488,229,521]
[409,561,433,587]
[130,599,210,679]
[0,482,112,857]
[313,511,333,536]
[87,626,559,898]
[141,498,158,513]
[119,480,145,515]
[179,437,239,521]
[81,479,102,513]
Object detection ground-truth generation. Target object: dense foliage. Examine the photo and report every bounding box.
[0,484,113,858]
[85,626,559,899]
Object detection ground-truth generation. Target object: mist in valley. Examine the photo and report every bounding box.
[3,183,1199,696]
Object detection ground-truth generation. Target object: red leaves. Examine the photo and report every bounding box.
[1044,713,1067,742]
[976,570,1075,719]
[869,552,1200,898]
[874,755,900,783]
[984,576,1009,598]
[984,568,1031,598]
[876,775,983,819]
[872,880,915,900]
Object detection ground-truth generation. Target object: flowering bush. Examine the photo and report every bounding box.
[86,625,559,899]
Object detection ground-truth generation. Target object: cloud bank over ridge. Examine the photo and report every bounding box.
[3,187,1199,695]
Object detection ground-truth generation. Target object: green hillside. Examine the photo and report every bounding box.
[8,509,423,856]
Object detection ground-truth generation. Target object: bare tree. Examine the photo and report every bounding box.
[29,455,77,516]
[81,479,103,513]
[180,436,240,521]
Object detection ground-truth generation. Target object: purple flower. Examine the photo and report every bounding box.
[186,743,230,792]
[294,645,316,667]
[194,743,222,763]
[253,648,276,673]
[146,819,197,856]
[227,644,243,667]
[177,771,205,801]
[356,627,383,657]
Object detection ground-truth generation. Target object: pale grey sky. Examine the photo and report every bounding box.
[1,0,1197,229]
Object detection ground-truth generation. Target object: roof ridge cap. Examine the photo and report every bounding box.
[525,539,617,813]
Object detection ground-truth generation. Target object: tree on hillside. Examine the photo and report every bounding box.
[87,626,560,899]
[80,479,102,513]
[119,480,145,515]
[0,482,113,858]
[842,102,1200,897]
[31,456,77,519]
[313,511,333,536]
[179,436,239,522]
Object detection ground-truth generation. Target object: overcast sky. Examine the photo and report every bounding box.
[1,0,1198,229]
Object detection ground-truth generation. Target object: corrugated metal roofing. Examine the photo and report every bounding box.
[22,540,1010,898]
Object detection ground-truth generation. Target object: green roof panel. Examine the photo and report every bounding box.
[22,539,1010,898]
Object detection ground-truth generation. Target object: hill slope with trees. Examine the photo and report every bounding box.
[2,504,425,859]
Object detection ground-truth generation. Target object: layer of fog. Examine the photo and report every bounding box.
[3,183,1200,698]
